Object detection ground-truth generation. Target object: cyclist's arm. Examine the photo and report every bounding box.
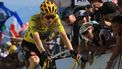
[60,30,74,50]
[33,32,45,53]
[29,16,45,53]
[56,15,73,50]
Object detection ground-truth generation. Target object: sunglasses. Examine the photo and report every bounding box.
[45,14,55,20]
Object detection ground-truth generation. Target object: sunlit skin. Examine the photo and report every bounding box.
[42,14,55,26]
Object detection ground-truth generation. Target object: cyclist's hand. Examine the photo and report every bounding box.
[70,50,77,59]
[41,51,52,62]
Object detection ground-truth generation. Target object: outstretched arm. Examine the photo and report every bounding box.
[33,32,45,53]
[59,31,74,50]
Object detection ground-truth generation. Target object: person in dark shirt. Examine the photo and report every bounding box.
[62,8,87,50]
[106,0,122,69]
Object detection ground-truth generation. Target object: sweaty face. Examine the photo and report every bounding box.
[42,13,56,26]
[44,14,55,20]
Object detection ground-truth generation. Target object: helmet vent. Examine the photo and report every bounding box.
[51,2,53,4]
[47,2,49,4]
[45,9,48,13]
[44,4,46,7]
[48,7,51,13]
[41,8,44,12]
[52,6,54,13]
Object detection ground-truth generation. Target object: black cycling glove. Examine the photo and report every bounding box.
[41,51,49,61]
[70,50,77,59]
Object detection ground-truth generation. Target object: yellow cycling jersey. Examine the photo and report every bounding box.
[24,13,64,43]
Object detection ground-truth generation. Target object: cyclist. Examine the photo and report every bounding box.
[21,0,77,68]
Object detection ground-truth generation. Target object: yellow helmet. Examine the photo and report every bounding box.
[40,1,58,14]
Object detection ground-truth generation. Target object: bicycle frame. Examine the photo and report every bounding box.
[41,50,69,69]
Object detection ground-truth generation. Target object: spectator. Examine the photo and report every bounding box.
[99,1,119,27]
[72,9,88,50]
[62,7,78,50]
[106,15,122,69]
[106,0,122,69]
[78,23,95,69]
[91,2,103,22]
[28,52,40,69]
[98,2,119,47]
[63,8,88,51]
[117,0,122,13]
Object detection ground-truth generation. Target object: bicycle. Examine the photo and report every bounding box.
[42,50,69,69]
[18,34,70,69]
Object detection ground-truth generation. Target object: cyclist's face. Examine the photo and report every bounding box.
[42,13,55,26]
[43,14,55,20]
